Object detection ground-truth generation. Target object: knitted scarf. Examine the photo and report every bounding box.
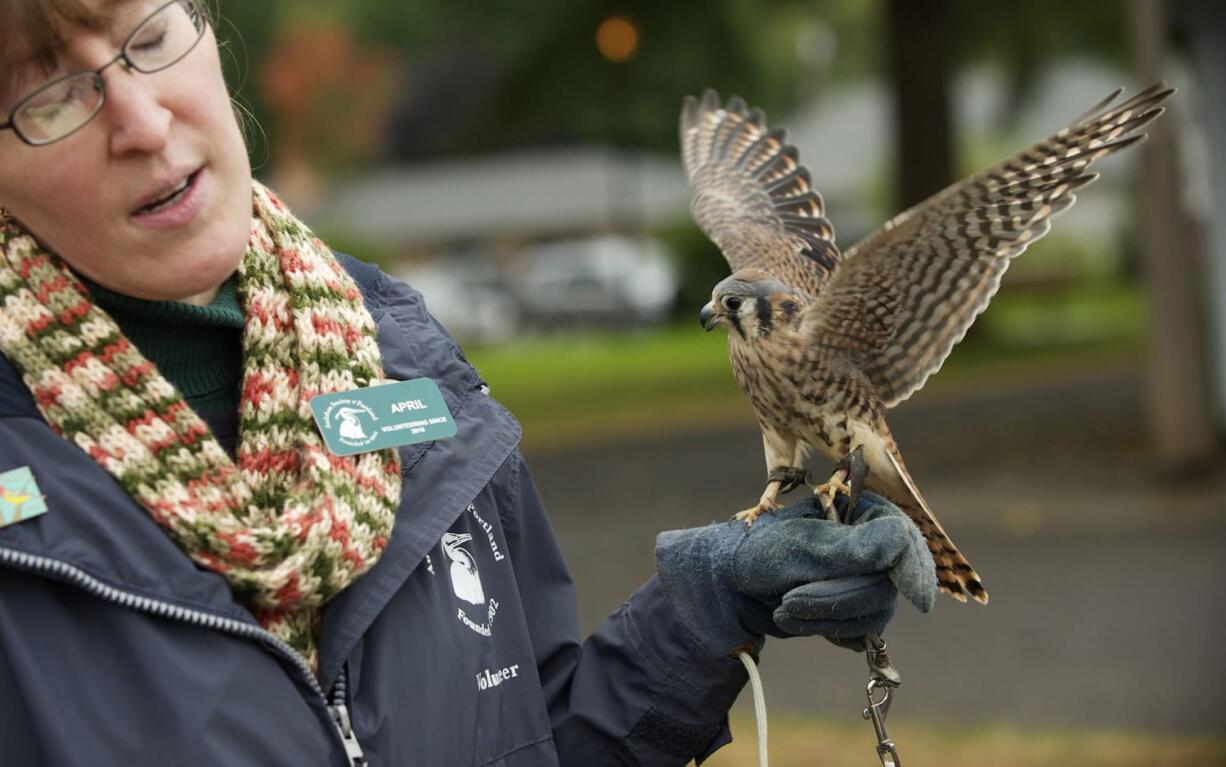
[0,182,401,675]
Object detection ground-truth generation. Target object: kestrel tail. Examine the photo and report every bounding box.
[682,83,1174,604]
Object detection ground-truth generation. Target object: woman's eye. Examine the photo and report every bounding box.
[129,15,170,55]
[23,84,76,119]
[131,31,167,53]
[24,101,72,122]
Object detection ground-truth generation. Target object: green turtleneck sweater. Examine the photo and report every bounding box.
[84,275,244,416]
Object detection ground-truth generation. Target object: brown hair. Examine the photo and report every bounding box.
[0,1,216,103]
[1,1,109,91]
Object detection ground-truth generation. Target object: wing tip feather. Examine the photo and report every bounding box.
[679,88,840,286]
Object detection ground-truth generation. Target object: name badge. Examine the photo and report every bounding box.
[310,378,457,457]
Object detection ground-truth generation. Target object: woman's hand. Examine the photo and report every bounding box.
[655,493,937,656]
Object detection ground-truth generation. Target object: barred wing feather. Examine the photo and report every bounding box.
[833,83,1173,407]
[681,89,841,297]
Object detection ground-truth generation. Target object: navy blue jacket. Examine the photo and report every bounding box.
[0,256,748,766]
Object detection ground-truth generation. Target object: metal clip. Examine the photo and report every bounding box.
[861,633,901,766]
[863,680,901,766]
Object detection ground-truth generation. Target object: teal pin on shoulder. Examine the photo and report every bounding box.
[0,466,49,527]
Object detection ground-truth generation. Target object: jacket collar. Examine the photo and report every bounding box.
[0,257,521,689]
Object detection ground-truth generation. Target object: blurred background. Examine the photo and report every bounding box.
[216,0,1225,763]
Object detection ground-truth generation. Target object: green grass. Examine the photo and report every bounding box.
[977,279,1145,347]
[707,715,1226,767]
[467,325,749,449]
[466,282,1146,452]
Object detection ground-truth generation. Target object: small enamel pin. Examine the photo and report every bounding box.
[0,466,48,527]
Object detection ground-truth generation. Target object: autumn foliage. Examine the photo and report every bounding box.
[259,21,401,178]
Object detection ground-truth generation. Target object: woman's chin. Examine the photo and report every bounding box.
[174,283,229,306]
[176,271,239,305]
[123,258,241,305]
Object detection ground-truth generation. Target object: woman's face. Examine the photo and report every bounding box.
[0,0,251,305]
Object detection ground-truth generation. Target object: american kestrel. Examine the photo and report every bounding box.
[682,84,1173,603]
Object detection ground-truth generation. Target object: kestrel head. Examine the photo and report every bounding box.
[699,268,805,341]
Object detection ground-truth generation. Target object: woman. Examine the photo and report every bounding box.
[0,1,935,764]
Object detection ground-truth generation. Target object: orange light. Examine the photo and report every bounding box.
[596,15,639,63]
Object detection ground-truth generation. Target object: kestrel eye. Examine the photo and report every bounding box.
[722,296,743,312]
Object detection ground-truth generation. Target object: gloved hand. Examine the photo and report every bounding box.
[655,492,936,656]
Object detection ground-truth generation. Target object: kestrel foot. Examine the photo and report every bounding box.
[766,466,809,495]
[733,500,779,526]
[733,480,784,526]
[815,446,869,523]
[814,475,850,522]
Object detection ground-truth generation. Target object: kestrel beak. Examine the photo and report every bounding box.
[699,302,719,331]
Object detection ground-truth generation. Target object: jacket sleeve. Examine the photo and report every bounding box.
[494,450,749,765]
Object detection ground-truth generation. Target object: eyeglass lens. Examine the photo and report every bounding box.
[13,0,204,145]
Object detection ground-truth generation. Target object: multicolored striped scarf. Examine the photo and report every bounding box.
[0,182,401,675]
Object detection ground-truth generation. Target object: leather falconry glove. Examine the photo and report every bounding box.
[655,493,937,656]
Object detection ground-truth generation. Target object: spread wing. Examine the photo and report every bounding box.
[816,83,1174,407]
[680,89,841,296]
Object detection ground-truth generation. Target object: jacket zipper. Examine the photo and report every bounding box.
[329,665,367,766]
[0,546,366,766]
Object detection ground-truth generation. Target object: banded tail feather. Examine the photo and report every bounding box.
[880,439,988,604]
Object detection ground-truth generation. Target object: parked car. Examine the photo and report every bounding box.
[397,256,521,343]
[510,235,678,330]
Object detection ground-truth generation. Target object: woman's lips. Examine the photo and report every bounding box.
[130,168,205,230]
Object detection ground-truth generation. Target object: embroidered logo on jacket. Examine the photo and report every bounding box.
[439,504,507,637]
[441,532,485,605]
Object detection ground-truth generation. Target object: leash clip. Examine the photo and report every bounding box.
[864,679,900,766]
[862,633,901,766]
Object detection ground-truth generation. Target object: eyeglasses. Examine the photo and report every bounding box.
[0,0,206,147]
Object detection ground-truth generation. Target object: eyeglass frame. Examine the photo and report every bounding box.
[0,0,207,147]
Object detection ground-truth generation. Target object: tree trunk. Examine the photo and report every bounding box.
[885,0,956,211]
[1182,0,1226,434]
[1127,0,1218,472]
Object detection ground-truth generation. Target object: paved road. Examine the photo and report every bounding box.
[523,370,1226,734]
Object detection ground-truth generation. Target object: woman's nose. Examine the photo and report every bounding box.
[102,66,172,156]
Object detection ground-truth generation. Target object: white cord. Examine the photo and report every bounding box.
[735,650,768,767]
